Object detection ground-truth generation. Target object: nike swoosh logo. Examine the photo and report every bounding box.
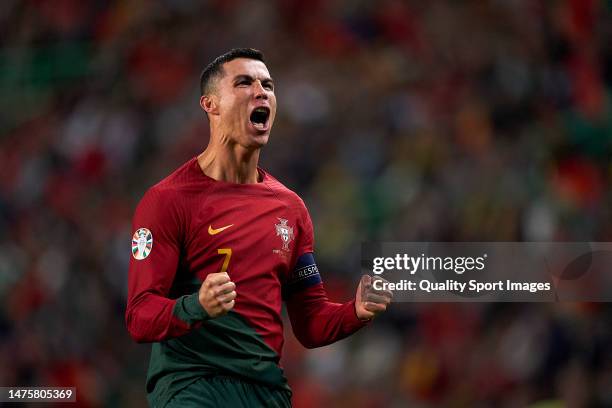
[208,224,234,235]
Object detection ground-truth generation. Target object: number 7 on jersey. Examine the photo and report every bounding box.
[217,248,232,273]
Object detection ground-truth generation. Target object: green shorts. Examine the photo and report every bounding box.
[164,375,292,408]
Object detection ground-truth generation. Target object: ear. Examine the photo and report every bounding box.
[200,95,218,115]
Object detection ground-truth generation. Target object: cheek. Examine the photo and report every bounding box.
[220,98,241,119]
[270,97,278,119]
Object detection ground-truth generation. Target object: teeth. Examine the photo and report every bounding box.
[250,107,269,131]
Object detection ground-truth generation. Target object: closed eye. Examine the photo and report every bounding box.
[233,75,274,90]
[234,75,252,87]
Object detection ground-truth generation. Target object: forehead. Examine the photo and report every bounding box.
[221,58,271,80]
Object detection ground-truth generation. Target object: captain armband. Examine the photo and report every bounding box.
[282,253,322,299]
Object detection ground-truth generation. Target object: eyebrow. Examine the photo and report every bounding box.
[232,74,275,85]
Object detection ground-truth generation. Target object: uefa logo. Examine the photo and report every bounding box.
[132,228,153,260]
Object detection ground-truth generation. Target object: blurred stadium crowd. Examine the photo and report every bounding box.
[1,0,612,406]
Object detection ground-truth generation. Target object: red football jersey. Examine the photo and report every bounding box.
[126,157,366,406]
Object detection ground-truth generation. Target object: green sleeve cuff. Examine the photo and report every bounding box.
[173,292,209,324]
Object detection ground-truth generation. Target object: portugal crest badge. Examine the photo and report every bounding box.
[132,228,153,260]
[275,218,294,251]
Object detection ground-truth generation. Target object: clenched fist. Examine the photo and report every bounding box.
[198,272,236,318]
[355,275,393,321]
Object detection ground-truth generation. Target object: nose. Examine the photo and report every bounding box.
[253,81,268,100]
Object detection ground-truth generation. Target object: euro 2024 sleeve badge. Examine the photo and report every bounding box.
[132,228,153,260]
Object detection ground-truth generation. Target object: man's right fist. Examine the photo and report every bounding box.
[198,272,236,318]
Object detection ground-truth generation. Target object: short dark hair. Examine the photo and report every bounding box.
[200,48,265,95]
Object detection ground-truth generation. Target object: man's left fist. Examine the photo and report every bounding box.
[355,275,393,321]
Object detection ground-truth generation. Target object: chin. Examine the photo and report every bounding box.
[245,132,270,148]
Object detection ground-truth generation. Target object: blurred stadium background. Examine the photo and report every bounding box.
[1,0,612,406]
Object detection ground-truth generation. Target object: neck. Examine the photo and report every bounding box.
[197,136,262,184]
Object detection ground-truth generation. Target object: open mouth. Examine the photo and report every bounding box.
[249,107,270,131]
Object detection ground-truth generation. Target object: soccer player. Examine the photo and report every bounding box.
[126,48,392,407]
